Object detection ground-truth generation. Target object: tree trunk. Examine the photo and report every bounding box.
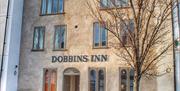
[134,78,140,91]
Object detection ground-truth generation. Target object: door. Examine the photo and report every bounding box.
[63,68,80,91]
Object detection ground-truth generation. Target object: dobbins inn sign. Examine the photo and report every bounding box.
[52,55,108,63]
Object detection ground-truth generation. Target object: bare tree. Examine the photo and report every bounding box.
[87,0,174,91]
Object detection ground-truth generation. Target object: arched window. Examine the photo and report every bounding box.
[98,70,105,91]
[129,69,134,91]
[43,69,57,91]
[89,68,105,91]
[90,70,96,91]
[121,69,127,91]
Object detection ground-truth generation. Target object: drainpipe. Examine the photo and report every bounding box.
[0,0,10,88]
[173,0,180,91]
[171,2,176,91]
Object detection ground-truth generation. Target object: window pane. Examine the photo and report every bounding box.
[41,0,47,14]
[94,23,100,47]
[50,71,57,91]
[90,70,96,91]
[47,0,52,14]
[130,69,134,91]
[53,0,58,14]
[63,76,71,91]
[39,28,44,49]
[116,0,128,7]
[129,20,134,32]
[54,26,66,50]
[101,28,107,46]
[100,0,108,7]
[33,28,39,49]
[59,0,64,13]
[121,70,127,91]
[120,22,128,45]
[54,28,61,49]
[44,70,49,91]
[98,70,104,91]
[60,26,66,49]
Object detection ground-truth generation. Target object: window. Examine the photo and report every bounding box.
[89,68,105,91]
[43,69,57,91]
[41,0,64,15]
[119,68,134,91]
[32,27,45,50]
[93,22,107,48]
[120,20,134,45]
[54,25,66,50]
[100,0,128,8]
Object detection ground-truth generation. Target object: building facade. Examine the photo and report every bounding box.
[0,0,23,91]
[18,0,174,91]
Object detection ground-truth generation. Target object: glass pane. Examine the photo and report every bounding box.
[90,70,96,91]
[39,28,44,49]
[47,0,52,14]
[41,0,47,14]
[98,70,104,91]
[100,0,108,7]
[60,26,66,49]
[101,28,107,47]
[64,76,71,91]
[121,69,127,91]
[54,28,61,49]
[130,69,134,91]
[116,0,128,7]
[129,20,134,32]
[51,71,57,91]
[59,0,64,13]
[44,70,49,91]
[33,28,39,49]
[121,23,127,45]
[53,0,58,14]
[94,23,100,47]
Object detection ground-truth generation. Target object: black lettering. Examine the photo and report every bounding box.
[77,56,83,62]
[58,56,63,62]
[64,56,68,62]
[52,56,58,63]
[69,56,73,62]
[95,55,101,62]
[101,55,108,61]
[83,55,89,62]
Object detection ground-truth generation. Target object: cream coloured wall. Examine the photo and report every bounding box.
[18,0,174,91]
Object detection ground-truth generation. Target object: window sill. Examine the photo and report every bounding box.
[99,6,130,10]
[93,46,109,49]
[53,49,68,51]
[40,12,65,16]
[31,49,44,52]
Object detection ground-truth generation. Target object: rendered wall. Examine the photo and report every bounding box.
[18,0,174,91]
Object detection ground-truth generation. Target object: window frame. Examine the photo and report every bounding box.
[40,0,65,15]
[53,25,67,51]
[42,68,57,91]
[120,19,134,46]
[88,67,106,91]
[119,67,134,91]
[32,26,45,51]
[93,22,108,49]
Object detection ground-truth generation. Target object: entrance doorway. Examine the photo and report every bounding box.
[63,68,80,91]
